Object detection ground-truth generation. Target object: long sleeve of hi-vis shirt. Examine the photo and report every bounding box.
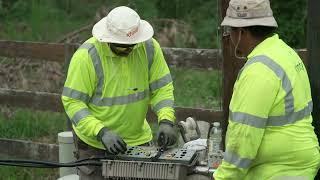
[61,48,105,139]
[149,39,175,123]
[214,63,279,179]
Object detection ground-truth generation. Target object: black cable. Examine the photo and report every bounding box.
[0,159,102,165]
[74,156,106,163]
[0,158,102,168]
[0,162,54,168]
[0,162,75,168]
[0,152,168,168]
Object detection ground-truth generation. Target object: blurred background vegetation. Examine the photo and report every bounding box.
[0,0,307,48]
[0,0,308,179]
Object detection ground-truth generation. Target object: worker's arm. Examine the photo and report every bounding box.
[61,47,105,138]
[148,39,175,123]
[214,63,279,179]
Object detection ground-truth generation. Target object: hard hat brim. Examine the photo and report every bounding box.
[221,16,278,28]
[92,16,154,44]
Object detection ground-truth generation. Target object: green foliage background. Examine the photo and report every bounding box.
[0,0,307,48]
[272,0,307,48]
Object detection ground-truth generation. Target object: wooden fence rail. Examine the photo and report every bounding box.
[0,138,58,161]
[0,41,308,69]
[0,40,221,70]
[0,88,223,123]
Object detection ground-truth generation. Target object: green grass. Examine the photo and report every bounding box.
[0,110,64,179]
[0,166,58,180]
[171,68,222,110]
[0,109,67,143]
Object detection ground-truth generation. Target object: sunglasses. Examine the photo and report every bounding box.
[110,43,136,51]
[112,43,136,48]
[109,43,136,56]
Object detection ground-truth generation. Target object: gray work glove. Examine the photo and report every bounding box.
[157,120,177,147]
[97,127,127,155]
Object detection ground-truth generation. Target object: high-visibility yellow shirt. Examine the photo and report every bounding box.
[214,34,320,180]
[61,37,175,149]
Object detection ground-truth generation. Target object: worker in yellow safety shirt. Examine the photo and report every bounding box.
[61,6,177,179]
[214,0,320,179]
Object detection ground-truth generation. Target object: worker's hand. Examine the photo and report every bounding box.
[157,120,177,147]
[97,127,127,155]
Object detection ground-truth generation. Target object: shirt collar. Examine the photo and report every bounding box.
[247,33,279,60]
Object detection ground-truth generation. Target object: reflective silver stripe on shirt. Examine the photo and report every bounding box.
[90,89,149,106]
[62,87,91,103]
[224,150,252,169]
[242,55,294,114]
[145,39,154,69]
[272,176,308,180]
[230,101,312,127]
[79,43,105,97]
[232,55,312,127]
[153,99,174,112]
[268,101,313,126]
[71,108,91,125]
[229,111,267,129]
[150,73,173,92]
[63,86,149,107]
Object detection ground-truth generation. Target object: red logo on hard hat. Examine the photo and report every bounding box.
[127,27,138,37]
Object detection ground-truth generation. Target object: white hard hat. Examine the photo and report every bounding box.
[221,0,278,27]
[92,6,154,44]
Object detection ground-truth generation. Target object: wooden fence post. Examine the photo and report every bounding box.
[63,43,79,130]
[220,0,246,150]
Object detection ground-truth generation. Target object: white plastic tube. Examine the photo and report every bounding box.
[58,131,77,178]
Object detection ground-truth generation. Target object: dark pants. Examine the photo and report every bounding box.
[72,132,153,180]
[73,133,105,180]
